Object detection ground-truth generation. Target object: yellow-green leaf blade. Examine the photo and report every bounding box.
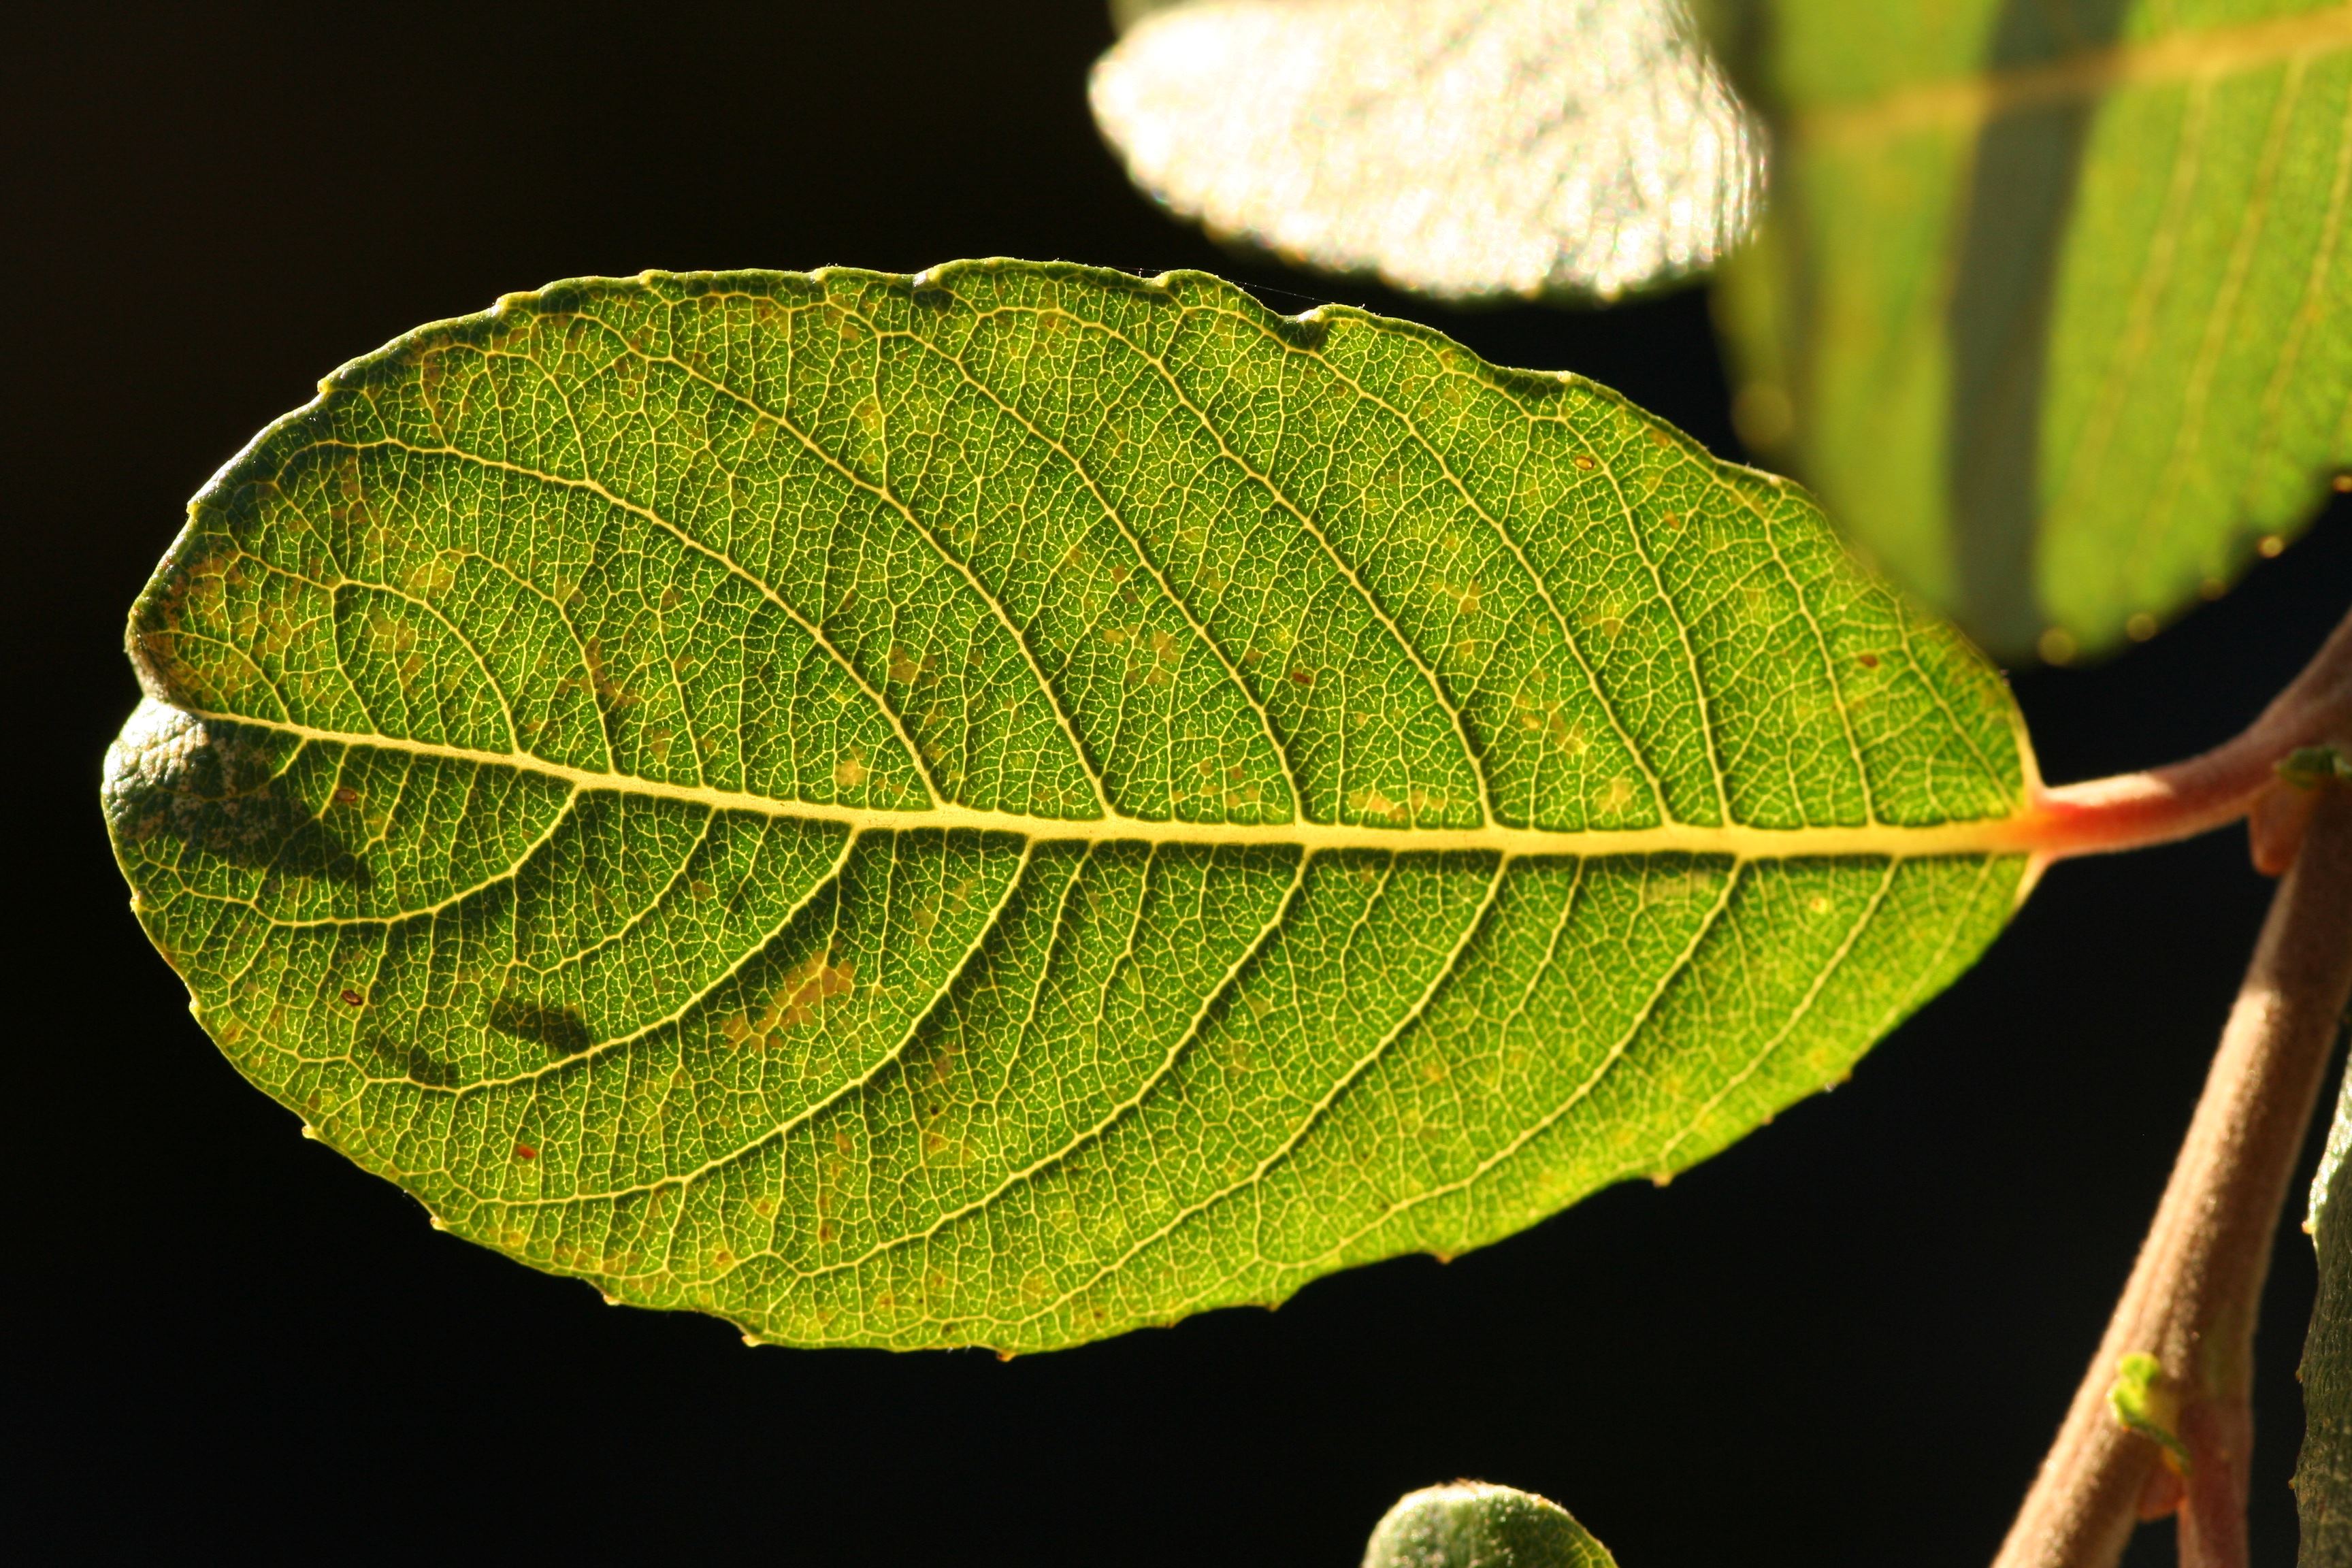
[105,262,2031,1352]
[1718,0,2352,662]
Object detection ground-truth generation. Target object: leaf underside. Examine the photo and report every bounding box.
[105,262,2028,1352]
[1718,0,2352,662]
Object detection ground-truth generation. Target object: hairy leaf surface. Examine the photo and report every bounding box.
[107,262,2033,1352]
[1091,0,1761,301]
[1716,0,2352,662]
[1363,1482,1618,1568]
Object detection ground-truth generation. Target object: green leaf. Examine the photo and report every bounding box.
[1715,0,2352,663]
[1363,1482,1618,1568]
[1090,0,1762,301]
[105,261,2033,1352]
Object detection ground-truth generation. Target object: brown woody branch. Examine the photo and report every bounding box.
[1991,783,2352,1568]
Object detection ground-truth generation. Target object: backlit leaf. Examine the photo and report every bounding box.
[1715,0,2352,662]
[1090,0,1763,301]
[106,262,2034,1352]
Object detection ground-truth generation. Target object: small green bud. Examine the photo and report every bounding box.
[2110,1351,2191,1472]
[2278,746,2352,790]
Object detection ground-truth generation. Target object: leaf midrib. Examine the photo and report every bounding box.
[163,703,2033,860]
[226,282,1955,845]
[1797,3,2352,144]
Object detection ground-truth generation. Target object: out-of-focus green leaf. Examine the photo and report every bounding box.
[1716,0,2352,663]
[105,261,2033,1353]
[1091,0,1762,301]
[1364,1482,1618,1568]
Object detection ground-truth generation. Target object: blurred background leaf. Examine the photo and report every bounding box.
[1714,0,2352,664]
[1090,0,1762,301]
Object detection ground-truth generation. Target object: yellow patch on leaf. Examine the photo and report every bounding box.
[721,953,858,1047]
[1349,786,1412,825]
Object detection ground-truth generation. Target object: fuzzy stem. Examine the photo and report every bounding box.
[1990,787,2352,1568]
[2014,604,2352,871]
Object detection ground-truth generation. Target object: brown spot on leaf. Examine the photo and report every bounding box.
[1433,580,1482,616]
[578,638,642,710]
[721,953,859,1047]
[1348,787,1411,826]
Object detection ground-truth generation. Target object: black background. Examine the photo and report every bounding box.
[7,4,2350,1563]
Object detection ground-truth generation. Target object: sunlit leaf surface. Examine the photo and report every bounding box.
[1091,0,1763,300]
[1716,0,2352,663]
[107,263,2032,1352]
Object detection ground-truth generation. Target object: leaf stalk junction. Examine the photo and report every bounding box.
[1993,601,2352,1568]
[2008,604,2352,875]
